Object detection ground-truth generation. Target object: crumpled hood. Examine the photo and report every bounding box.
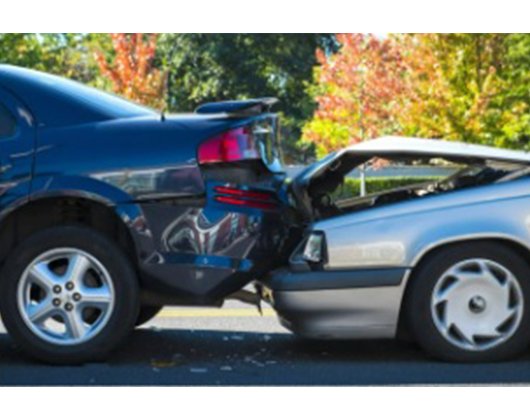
[291,136,530,220]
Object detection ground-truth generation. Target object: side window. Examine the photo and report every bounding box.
[0,102,16,139]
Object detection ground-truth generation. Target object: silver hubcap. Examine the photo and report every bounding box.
[431,258,524,351]
[17,248,115,346]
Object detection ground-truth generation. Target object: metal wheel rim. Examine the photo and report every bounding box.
[17,248,115,346]
[430,258,524,352]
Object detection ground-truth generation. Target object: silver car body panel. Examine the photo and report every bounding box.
[273,282,408,339]
[317,178,530,269]
[268,137,530,340]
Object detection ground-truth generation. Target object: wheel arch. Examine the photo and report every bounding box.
[396,236,530,339]
[0,194,143,271]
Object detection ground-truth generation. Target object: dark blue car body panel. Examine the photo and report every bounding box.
[0,65,291,303]
[0,83,35,217]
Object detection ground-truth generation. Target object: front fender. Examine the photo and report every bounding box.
[320,195,530,270]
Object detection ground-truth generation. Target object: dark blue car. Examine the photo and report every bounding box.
[0,65,293,363]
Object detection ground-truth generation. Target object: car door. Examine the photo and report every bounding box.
[0,86,36,208]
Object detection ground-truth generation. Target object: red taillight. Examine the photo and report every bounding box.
[214,186,273,201]
[213,186,277,210]
[198,127,259,164]
[215,196,276,210]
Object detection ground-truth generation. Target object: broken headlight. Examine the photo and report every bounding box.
[302,231,326,263]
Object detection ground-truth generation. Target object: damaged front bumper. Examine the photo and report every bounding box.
[260,267,410,340]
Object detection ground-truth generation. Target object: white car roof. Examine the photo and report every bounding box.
[345,136,530,163]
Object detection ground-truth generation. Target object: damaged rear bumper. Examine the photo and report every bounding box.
[261,267,410,339]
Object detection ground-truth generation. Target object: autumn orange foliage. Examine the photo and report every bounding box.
[95,33,166,109]
[303,34,412,157]
[303,34,530,157]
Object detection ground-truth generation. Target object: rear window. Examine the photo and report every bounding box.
[0,103,16,138]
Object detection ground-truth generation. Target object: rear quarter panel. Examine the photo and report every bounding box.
[33,116,216,200]
[29,114,289,301]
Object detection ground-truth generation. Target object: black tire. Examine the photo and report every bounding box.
[135,305,163,327]
[0,225,140,364]
[406,241,530,362]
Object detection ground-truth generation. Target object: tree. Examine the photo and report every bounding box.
[157,33,337,162]
[399,34,530,150]
[0,33,91,80]
[303,34,530,157]
[94,33,166,109]
[302,34,411,158]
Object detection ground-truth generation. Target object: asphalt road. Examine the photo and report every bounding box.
[2,301,530,386]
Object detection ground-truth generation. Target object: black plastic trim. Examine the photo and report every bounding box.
[195,98,278,115]
[264,267,408,291]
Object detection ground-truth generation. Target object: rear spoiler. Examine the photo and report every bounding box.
[195,97,278,116]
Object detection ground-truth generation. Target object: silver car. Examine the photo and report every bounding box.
[263,137,530,362]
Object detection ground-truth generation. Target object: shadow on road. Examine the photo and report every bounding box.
[113,328,426,363]
[2,329,530,385]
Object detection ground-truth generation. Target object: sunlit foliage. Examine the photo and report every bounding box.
[94,33,166,109]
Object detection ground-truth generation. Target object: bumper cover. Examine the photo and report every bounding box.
[263,267,409,339]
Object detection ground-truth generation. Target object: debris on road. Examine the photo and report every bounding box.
[150,353,184,369]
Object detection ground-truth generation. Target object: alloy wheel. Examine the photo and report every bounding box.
[16,248,115,346]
